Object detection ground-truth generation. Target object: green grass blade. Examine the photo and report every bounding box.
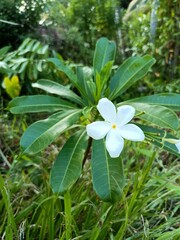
[0,173,18,238]
[156,228,180,240]
[64,191,72,240]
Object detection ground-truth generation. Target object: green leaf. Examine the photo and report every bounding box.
[128,93,180,111]
[109,55,156,99]
[32,79,84,106]
[139,124,180,157]
[18,39,37,55]
[129,103,179,131]
[8,95,75,114]
[91,139,125,203]
[95,61,114,101]
[20,109,81,155]
[0,46,10,57]
[50,130,88,194]
[76,66,94,104]
[47,58,87,98]
[93,37,116,73]
[17,38,31,51]
[156,228,180,240]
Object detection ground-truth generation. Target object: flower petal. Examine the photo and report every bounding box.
[175,141,180,153]
[119,124,145,141]
[117,105,135,126]
[97,98,116,123]
[86,121,111,140]
[106,129,124,158]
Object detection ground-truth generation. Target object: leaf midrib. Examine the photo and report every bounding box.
[111,57,154,97]
[103,141,112,201]
[33,80,84,105]
[12,103,73,111]
[22,110,81,153]
[137,105,178,130]
[58,130,85,192]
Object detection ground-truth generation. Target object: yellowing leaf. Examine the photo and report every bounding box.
[3,75,21,98]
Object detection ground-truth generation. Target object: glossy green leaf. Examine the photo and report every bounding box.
[8,95,75,114]
[93,37,116,73]
[109,55,156,99]
[139,124,180,157]
[76,66,94,104]
[96,61,114,101]
[91,139,125,203]
[127,93,180,111]
[20,109,81,155]
[50,130,88,194]
[32,79,84,106]
[129,103,179,131]
[47,58,87,98]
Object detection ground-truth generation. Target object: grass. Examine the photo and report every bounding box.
[0,111,180,240]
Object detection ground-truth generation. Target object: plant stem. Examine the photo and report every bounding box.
[82,137,92,167]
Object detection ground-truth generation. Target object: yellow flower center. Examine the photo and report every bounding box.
[112,124,117,129]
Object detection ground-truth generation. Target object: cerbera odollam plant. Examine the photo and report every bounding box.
[8,38,180,203]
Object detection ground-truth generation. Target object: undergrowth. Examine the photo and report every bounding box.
[0,111,180,240]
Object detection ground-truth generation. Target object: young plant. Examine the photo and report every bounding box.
[8,38,180,203]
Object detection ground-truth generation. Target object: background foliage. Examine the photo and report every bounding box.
[0,0,49,49]
[122,0,180,93]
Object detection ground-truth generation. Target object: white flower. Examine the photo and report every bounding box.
[86,98,145,158]
[175,142,180,153]
[164,138,180,153]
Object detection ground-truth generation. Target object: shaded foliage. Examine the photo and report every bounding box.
[122,0,180,90]
[0,0,48,49]
[40,0,121,64]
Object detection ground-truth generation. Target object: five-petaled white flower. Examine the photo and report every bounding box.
[86,98,145,158]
